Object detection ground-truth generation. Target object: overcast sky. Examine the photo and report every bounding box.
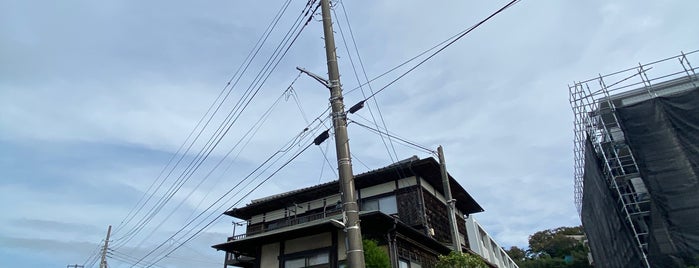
[2,0,698,267]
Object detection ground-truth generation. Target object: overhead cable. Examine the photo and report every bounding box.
[113,0,317,252]
[356,0,521,103]
[112,0,297,240]
[333,2,399,163]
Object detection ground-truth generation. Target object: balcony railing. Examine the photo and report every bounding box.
[229,208,343,241]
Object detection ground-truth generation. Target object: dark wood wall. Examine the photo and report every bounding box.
[396,186,425,227]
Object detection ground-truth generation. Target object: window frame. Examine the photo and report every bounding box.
[360,194,398,215]
[281,247,332,268]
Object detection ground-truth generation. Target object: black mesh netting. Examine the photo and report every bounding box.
[582,137,644,267]
[615,88,699,267]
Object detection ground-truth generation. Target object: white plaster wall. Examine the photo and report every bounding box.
[309,198,325,210]
[265,208,287,221]
[420,177,447,203]
[260,242,280,268]
[249,214,264,225]
[285,232,332,254]
[397,176,417,188]
[360,181,396,198]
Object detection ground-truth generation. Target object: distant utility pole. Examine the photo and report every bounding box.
[99,225,112,268]
[319,0,365,267]
[67,265,84,268]
[438,146,462,253]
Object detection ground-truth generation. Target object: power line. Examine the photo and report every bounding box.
[351,151,372,171]
[317,134,337,183]
[112,0,297,240]
[130,114,326,266]
[113,0,318,252]
[127,73,305,252]
[180,76,304,225]
[125,109,330,266]
[349,118,435,155]
[332,2,399,163]
[358,0,521,103]
[146,142,316,268]
[82,241,103,267]
[108,249,165,268]
[132,126,324,267]
[112,0,299,245]
[284,74,338,182]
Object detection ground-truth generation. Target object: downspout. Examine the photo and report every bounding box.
[386,218,398,268]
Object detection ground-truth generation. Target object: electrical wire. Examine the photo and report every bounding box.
[357,0,521,103]
[180,74,304,225]
[82,241,103,267]
[111,0,299,246]
[132,127,323,267]
[108,249,165,268]
[128,73,305,252]
[113,0,318,252]
[348,118,435,155]
[112,0,522,265]
[350,151,371,171]
[130,121,324,267]
[112,0,297,240]
[145,142,316,268]
[332,2,399,163]
[284,75,339,182]
[317,135,336,183]
[126,109,330,266]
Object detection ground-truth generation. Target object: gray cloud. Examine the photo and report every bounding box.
[10,218,102,234]
[1,0,698,266]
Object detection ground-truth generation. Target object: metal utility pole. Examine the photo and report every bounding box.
[99,225,112,268]
[319,0,365,267]
[438,146,462,253]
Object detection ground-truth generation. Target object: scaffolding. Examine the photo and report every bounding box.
[569,50,699,268]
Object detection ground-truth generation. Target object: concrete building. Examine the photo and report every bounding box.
[212,156,518,268]
[569,50,699,268]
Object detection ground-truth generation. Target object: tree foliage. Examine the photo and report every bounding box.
[506,246,526,262]
[529,226,585,258]
[436,251,488,268]
[505,226,592,268]
[363,239,391,268]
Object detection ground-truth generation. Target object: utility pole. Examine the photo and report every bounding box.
[438,145,462,253]
[67,265,84,268]
[319,0,365,267]
[99,225,112,268]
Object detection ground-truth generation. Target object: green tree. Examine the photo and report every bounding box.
[436,251,488,268]
[506,246,527,263]
[363,239,390,268]
[528,227,582,258]
[504,226,592,268]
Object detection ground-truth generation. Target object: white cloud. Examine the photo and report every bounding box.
[1,0,698,266]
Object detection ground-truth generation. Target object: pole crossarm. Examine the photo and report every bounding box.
[296,67,331,88]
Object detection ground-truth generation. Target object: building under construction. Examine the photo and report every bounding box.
[569,50,699,267]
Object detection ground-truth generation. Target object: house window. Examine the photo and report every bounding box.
[361,195,398,215]
[284,252,329,268]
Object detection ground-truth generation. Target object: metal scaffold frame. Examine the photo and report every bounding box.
[569,50,699,268]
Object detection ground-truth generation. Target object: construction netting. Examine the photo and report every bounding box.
[615,88,699,267]
[581,137,644,267]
